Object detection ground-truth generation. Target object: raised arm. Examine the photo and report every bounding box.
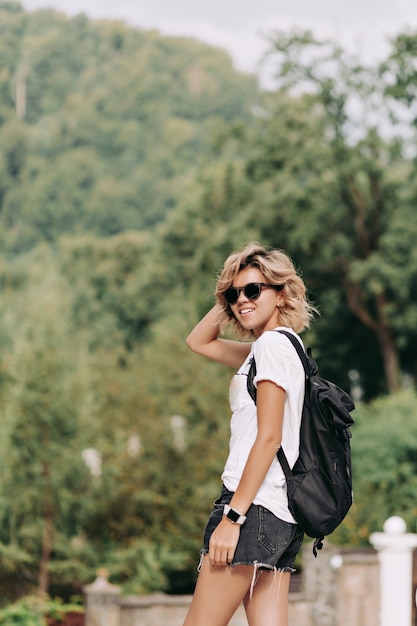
[186,306,251,369]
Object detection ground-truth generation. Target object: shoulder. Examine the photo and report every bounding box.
[254,328,304,355]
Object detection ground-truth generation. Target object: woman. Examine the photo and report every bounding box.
[183,242,316,626]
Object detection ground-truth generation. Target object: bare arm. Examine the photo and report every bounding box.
[209,380,285,566]
[186,305,251,369]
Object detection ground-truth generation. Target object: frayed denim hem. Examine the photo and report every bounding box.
[197,550,296,598]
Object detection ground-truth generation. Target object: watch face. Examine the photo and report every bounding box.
[226,508,240,523]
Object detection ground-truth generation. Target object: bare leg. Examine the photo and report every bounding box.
[243,570,291,626]
[183,555,255,626]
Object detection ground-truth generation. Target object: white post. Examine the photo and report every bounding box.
[370,516,417,626]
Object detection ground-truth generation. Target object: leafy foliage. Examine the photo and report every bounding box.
[333,390,417,545]
[0,595,83,626]
[0,1,257,251]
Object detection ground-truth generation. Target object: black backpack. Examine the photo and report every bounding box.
[247,330,355,556]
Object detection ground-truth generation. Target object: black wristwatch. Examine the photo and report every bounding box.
[223,504,247,525]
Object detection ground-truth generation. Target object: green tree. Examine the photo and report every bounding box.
[0,238,236,599]
[0,262,96,597]
[161,31,417,396]
[248,31,417,394]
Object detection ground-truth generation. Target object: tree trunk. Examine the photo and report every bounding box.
[344,281,400,394]
[375,294,400,394]
[16,67,26,120]
[39,505,53,596]
[39,451,54,596]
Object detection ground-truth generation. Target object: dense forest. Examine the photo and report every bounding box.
[0,0,417,605]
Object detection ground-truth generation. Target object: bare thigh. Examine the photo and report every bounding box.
[244,569,291,626]
[183,555,255,626]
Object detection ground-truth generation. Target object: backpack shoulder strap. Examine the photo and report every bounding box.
[276,446,292,478]
[274,330,310,377]
[274,330,309,479]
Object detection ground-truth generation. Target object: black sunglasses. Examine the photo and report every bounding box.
[223,282,283,305]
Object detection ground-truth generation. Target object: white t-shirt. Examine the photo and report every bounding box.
[221,327,305,523]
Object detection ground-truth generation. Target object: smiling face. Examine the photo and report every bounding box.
[228,266,285,338]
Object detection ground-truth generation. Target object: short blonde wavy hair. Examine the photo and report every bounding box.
[215,242,317,338]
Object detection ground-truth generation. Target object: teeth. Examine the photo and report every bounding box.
[241,309,254,314]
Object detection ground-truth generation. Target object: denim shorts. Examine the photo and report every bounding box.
[201,485,304,572]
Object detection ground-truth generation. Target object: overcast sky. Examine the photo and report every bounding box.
[21,0,417,79]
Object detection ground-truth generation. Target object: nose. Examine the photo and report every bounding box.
[236,288,249,303]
